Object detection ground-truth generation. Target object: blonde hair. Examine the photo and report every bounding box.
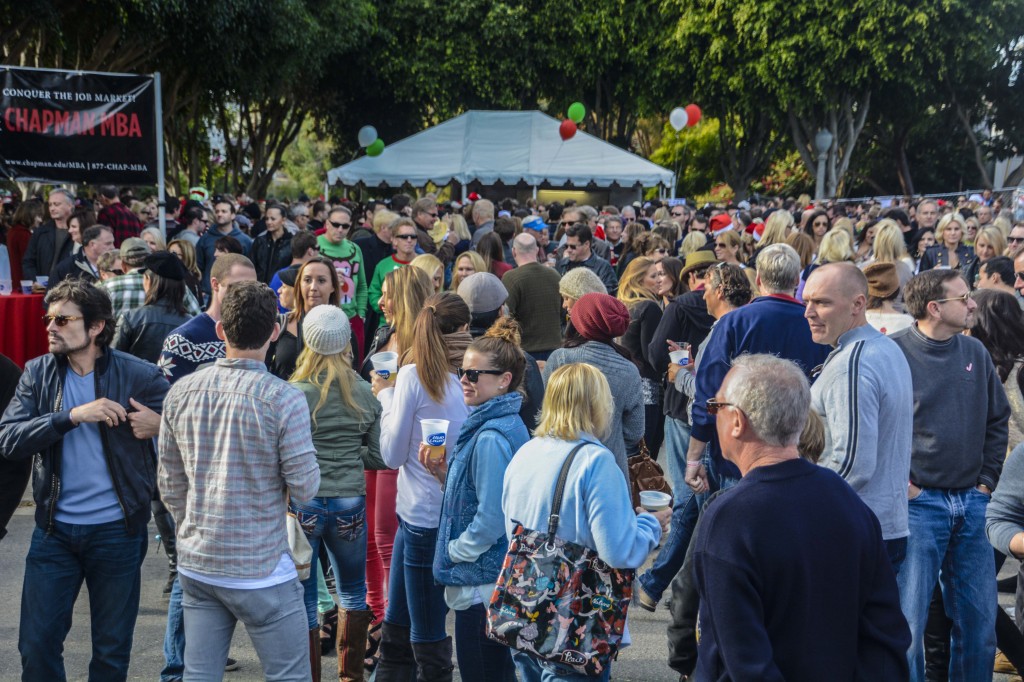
[936,212,966,245]
[385,266,434,360]
[411,254,443,292]
[534,363,612,441]
[760,210,794,247]
[651,206,670,223]
[975,226,1006,259]
[799,410,826,464]
[679,232,707,259]
[373,210,398,233]
[447,213,472,242]
[290,345,365,429]
[817,229,855,263]
[832,217,855,242]
[643,235,671,257]
[412,293,471,403]
[450,251,487,292]
[870,220,908,263]
[785,232,815,269]
[617,256,659,309]
[168,239,201,279]
[140,226,167,251]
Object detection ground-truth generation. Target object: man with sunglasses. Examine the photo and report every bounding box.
[890,269,1009,681]
[555,223,618,295]
[0,279,169,681]
[412,197,456,264]
[1007,224,1024,259]
[368,218,420,324]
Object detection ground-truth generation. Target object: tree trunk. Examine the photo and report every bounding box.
[894,129,915,196]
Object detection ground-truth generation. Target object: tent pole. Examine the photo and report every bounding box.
[532,185,538,200]
[153,71,166,240]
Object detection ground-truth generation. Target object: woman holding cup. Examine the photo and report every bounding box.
[502,363,669,682]
[419,318,530,681]
[372,292,471,680]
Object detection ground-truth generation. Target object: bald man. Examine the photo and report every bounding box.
[803,263,914,573]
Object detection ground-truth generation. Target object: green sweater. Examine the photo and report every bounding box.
[367,256,410,324]
[317,236,367,319]
[295,372,386,497]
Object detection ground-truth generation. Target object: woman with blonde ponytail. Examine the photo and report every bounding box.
[424,318,530,681]
[371,292,472,681]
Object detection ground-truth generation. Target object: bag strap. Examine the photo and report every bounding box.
[546,441,592,538]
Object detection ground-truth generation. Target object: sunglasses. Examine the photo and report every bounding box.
[933,292,972,304]
[671,211,685,217]
[655,248,669,254]
[705,398,735,415]
[328,220,351,229]
[42,314,84,327]
[559,221,576,227]
[394,233,418,240]
[1009,236,1024,244]
[457,368,505,383]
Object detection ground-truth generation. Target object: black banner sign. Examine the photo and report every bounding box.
[0,67,157,185]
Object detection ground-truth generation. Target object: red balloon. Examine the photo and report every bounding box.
[684,104,702,127]
[559,119,577,141]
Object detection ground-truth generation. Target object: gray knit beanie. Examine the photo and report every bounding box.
[302,304,351,356]
[559,267,607,300]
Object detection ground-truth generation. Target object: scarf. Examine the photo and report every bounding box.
[444,330,473,372]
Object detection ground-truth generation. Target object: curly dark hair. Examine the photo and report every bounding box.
[44,279,116,348]
[707,262,753,308]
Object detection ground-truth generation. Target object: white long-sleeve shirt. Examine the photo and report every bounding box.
[378,364,469,528]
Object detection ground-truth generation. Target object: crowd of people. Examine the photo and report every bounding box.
[2,185,1024,681]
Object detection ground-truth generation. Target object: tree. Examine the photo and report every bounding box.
[650,119,724,198]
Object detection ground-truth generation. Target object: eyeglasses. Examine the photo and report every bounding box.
[42,314,84,327]
[565,243,579,250]
[426,212,438,218]
[655,248,669,254]
[328,220,351,229]
[670,211,685,217]
[394,233,418,240]
[1015,272,1024,281]
[705,398,735,415]
[457,368,505,383]
[933,292,972,304]
[1009,236,1024,244]
[559,220,576,227]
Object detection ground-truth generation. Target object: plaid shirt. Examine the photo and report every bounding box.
[158,358,320,578]
[101,270,202,320]
[97,202,144,247]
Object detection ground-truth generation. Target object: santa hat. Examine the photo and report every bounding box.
[709,213,733,236]
[747,219,766,242]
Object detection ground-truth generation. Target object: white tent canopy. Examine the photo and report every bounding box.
[326,110,674,190]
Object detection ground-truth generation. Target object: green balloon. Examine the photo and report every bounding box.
[366,138,385,157]
[568,102,586,123]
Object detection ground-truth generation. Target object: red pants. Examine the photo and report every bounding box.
[364,468,399,622]
[349,315,365,367]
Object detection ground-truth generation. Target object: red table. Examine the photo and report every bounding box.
[0,293,49,368]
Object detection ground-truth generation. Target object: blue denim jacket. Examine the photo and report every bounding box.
[433,392,529,586]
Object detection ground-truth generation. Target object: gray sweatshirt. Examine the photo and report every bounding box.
[811,324,913,540]
[891,324,1009,490]
[986,444,1024,555]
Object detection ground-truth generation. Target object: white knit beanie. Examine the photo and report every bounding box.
[302,305,351,356]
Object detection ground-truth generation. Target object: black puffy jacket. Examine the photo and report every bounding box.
[112,302,193,364]
[0,349,169,534]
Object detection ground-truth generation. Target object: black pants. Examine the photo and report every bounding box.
[0,456,31,541]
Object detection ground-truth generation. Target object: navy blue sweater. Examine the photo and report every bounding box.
[691,295,830,479]
[694,458,910,681]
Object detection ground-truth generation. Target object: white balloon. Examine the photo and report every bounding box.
[358,126,378,148]
[669,107,688,132]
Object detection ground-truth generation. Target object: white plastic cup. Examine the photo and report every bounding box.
[669,349,689,366]
[0,280,11,296]
[640,490,672,511]
[370,351,399,382]
[20,280,33,294]
[35,275,49,288]
[421,419,450,464]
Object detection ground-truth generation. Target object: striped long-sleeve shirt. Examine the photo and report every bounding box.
[811,324,913,540]
[158,358,320,579]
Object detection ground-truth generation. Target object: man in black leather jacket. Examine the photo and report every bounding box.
[0,279,169,681]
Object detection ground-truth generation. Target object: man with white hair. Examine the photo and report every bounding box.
[503,234,562,360]
[694,354,909,680]
[470,199,496,246]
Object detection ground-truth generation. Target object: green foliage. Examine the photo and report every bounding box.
[650,119,723,198]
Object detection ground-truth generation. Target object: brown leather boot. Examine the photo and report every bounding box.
[308,627,322,682]
[337,608,374,682]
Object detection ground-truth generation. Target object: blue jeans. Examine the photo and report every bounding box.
[639,446,739,602]
[161,577,185,681]
[897,487,996,682]
[454,603,515,682]
[179,574,309,681]
[289,496,368,628]
[663,417,691,499]
[20,519,148,682]
[512,650,611,682]
[385,518,448,643]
